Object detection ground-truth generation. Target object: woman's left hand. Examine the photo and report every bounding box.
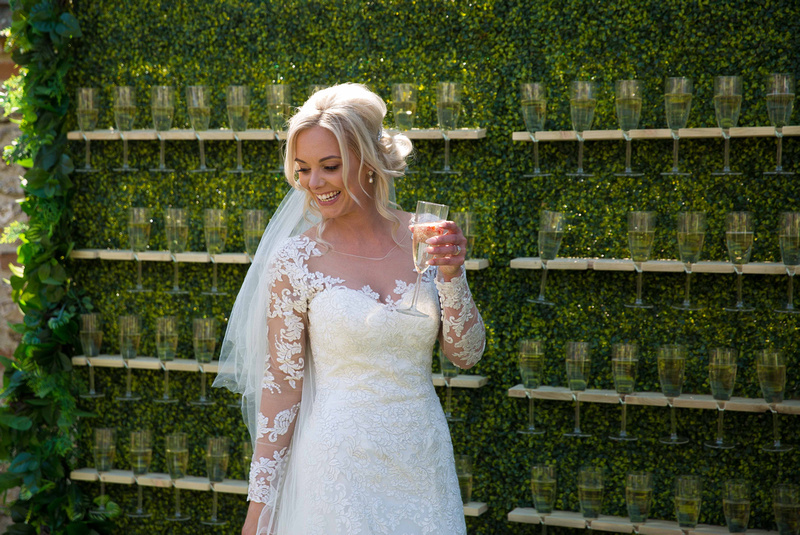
[425,220,466,281]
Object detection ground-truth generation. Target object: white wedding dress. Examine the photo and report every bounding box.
[248,235,485,535]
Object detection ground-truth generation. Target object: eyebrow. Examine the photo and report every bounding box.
[294,155,341,164]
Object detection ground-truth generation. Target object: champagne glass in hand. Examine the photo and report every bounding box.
[187,85,215,173]
[625,211,656,309]
[267,84,291,173]
[202,208,228,296]
[112,86,137,172]
[614,80,643,177]
[578,466,603,520]
[609,342,638,441]
[153,316,179,404]
[567,81,597,178]
[165,208,189,295]
[149,85,175,172]
[91,427,116,514]
[79,313,104,399]
[672,211,706,311]
[76,88,100,173]
[439,347,462,423]
[127,429,152,518]
[226,85,252,174]
[116,314,141,402]
[564,341,591,438]
[711,76,743,176]
[723,479,751,534]
[127,207,152,293]
[393,83,418,131]
[433,82,462,174]
[202,437,230,526]
[776,212,800,313]
[704,348,737,449]
[397,201,449,317]
[772,484,800,535]
[626,471,653,529]
[675,475,702,529]
[757,350,792,452]
[518,339,545,435]
[190,318,218,406]
[662,77,693,176]
[658,344,688,445]
[165,432,190,522]
[530,211,565,306]
[724,211,754,312]
[520,82,551,177]
[764,73,795,176]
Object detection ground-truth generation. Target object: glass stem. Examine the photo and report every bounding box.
[136,260,143,289]
[163,369,170,399]
[670,404,678,440]
[136,485,144,512]
[787,272,794,310]
[620,401,628,435]
[174,487,182,517]
[736,271,744,307]
[443,135,452,171]
[198,137,207,169]
[125,367,133,396]
[528,394,536,430]
[776,128,784,171]
[542,523,548,535]
[173,263,180,291]
[533,138,541,173]
[716,409,725,443]
[409,272,423,310]
[84,137,92,169]
[573,397,582,433]
[88,365,96,395]
[159,137,166,168]
[671,134,680,172]
[235,136,244,170]
[122,135,129,168]
[723,133,731,172]
[200,371,207,400]
[276,140,284,172]
[625,137,632,172]
[445,380,453,417]
[212,261,219,292]
[99,480,106,509]
[772,410,782,448]
[538,266,549,301]
[576,138,585,173]
[635,268,644,304]
[683,269,692,307]
[211,491,219,521]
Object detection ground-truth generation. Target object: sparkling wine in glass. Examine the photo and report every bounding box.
[567,81,597,178]
[127,207,152,293]
[393,83,418,131]
[530,211,564,306]
[564,341,591,438]
[153,316,178,404]
[455,455,473,505]
[724,479,751,533]
[165,207,189,295]
[267,84,291,173]
[202,436,230,526]
[241,440,253,479]
[578,466,603,520]
[112,86,138,172]
[626,471,653,528]
[187,85,215,173]
[658,344,688,445]
[518,339,545,435]
[773,484,800,535]
[397,201,449,317]
[675,475,702,529]
[190,317,218,406]
[757,350,792,453]
[626,211,656,309]
[79,313,104,399]
[520,82,551,178]
[724,211,754,312]
[433,81,462,174]
[531,465,557,515]
[91,427,116,514]
[711,76,743,176]
[127,429,152,518]
[609,342,638,441]
[149,85,175,172]
[243,209,267,260]
[202,208,228,296]
[439,347,462,423]
[226,85,252,174]
[614,80,643,177]
[76,88,100,173]
[764,74,795,176]
[451,211,476,260]
[704,348,737,449]
[116,314,141,402]
[776,212,800,313]
[672,211,706,311]
[166,432,190,522]
[662,77,693,176]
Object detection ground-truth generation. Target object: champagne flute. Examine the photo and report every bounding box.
[711,75,743,175]
[675,475,702,529]
[202,208,228,296]
[127,429,152,518]
[226,85,252,174]
[609,342,638,442]
[153,316,178,404]
[578,466,603,520]
[564,341,591,438]
[764,73,795,176]
[704,348,737,449]
[439,347,462,423]
[165,207,189,295]
[454,455,473,505]
[116,314,141,402]
[531,465,557,527]
[165,432,190,522]
[127,207,152,293]
[530,210,565,306]
[520,82,551,177]
[724,479,751,533]
[776,212,800,313]
[433,81,462,174]
[76,88,100,173]
[724,211,754,312]
[658,344,688,445]
[773,484,800,535]
[79,312,104,399]
[397,201,449,317]
[625,211,656,309]
[451,211,475,260]
[190,317,218,406]
[267,84,291,173]
[187,85,215,173]
[672,211,706,311]
[149,85,175,172]
[241,440,253,479]
[112,86,137,172]
[566,81,597,178]
[614,79,644,177]
[243,209,267,260]
[392,83,418,131]
[757,350,792,453]
[626,471,653,529]
[202,436,230,526]
[662,77,693,176]
[518,339,545,435]
[91,427,116,514]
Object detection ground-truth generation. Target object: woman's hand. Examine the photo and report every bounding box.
[424,220,466,281]
[242,500,266,535]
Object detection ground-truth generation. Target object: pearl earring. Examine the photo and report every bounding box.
[368,170,374,184]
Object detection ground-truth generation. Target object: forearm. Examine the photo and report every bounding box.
[436,266,485,369]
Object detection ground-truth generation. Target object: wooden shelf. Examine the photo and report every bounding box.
[432,373,489,388]
[512,125,800,142]
[510,257,791,275]
[69,468,247,494]
[68,128,486,142]
[388,128,486,140]
[464,501,488,517]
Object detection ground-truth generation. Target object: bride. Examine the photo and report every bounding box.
[214,83,485,535]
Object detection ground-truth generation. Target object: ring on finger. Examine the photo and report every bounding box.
[454,244,461,256]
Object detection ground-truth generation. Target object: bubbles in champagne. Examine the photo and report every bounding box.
[437,101,461,130]
[114,106,136,131]
[227,105,250,131]
[725,232,754,265]
[77,109,99,132]
[664,93,692,130]
[521,100,547,132]
[570,98,597,133]
[188,106,211,131]
[714,95,742,130]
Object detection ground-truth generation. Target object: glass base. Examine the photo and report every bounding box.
[661,170,691,176]
[518,427,546,436]
[201,289,228,296]
[189,167,216,173]
[80,391,105,399]
[566,171,594,177]
[75,167,100,174]
[227,402,241,409]
[148,167,175,173]
[153,396,179,404]
[762,443,793,453]
[563,430,592,438]
[166,513,192,522]
[671,302,704,311]
[226,168,253,174]
[527,297,554,306]
[90,507,110,515]
[188,397,216,406]
[112,167,138,172]
[704,439,735,450]
[774,306,799,314]
[624,302,653,309]
[116,392,142,402]
[764,170,795,176]
[396,306,428,317]
[522,172,552,178]
[613,170,644,177]
[201,519,228,526]
[165,288,191,295]
[609,433,638,442]
[432,169,461,175]
[126,510,152,519]
[268,167,285,174]
[723,304,754,312]
[710,170,742,176]
[659,435,689,445]
[127,287,153,293]
[445,415,464,423]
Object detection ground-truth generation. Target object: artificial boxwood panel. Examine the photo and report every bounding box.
[66,1,799,533]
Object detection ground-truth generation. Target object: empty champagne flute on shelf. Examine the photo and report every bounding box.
[704,348,737,449]
[439,347,462,423]
[662,77,693,176]
[149,85,175,172]
[455,455,473,505]
[451,211,475,259]
[609,342,638,441]
[764,73,795,176]
[187,85,215,173]
[91,427,116,514]
[203,208,228,296]
[433,81,462,174]
[776,212,800,313]
[711,75,743,176]
[76,87,100,173]
[675,475,702,529]
[564,342,591,438]
[112,86,137,172]
[226,85,251,174]
[241,440,253,479]
[165,208,189,295]
[531,464,557,526]
[116,314,141,402]
[658,344,688,445]
[518,339,545,435]
[202,436,230,526]
[127,429,152,518]
[392,83,417,131]
[567,81,597,178]
[672,211,706,311]
[153,316,178,404]
[243,209,267,260]
[165,432,190,522]
[626,211,656,309]
[626,471,653,528]
[79,312,104,399]
[267,84,291,173]
[191,317,218,406]
[578,466,603,520]
[520,82,551,178]
[772,484,800,535]
[397,201,449,317]
[614,79,643,177]
[757,349,792,453]
[724,479,751,534]
[127,207,152,293]
[725,211,754,312]
[530,210,564,306]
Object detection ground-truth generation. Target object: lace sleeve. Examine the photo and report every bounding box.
[436,266,485,369]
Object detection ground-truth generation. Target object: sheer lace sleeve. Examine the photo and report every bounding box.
[436,266,485,369]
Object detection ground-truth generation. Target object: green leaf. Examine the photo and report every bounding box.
[0,413,33,430]
[58,12,81,37]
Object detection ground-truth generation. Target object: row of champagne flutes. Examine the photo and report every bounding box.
[79,313,222,407]
[530,467,799,535]
[91,428,248,524]
[533,210,800,312]
[520,73,796,177]
[518,340,793,452]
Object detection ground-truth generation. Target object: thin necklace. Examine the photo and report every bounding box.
[331,242,400,261]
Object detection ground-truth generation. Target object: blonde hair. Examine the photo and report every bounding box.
[284,83,413,242]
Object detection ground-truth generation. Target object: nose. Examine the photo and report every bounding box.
[308,169,325,190]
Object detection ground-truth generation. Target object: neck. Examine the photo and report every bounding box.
[322,206,402,252]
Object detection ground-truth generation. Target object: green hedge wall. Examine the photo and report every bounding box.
[65,1,799,533]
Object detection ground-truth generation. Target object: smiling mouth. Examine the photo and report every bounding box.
[317,191,341,203]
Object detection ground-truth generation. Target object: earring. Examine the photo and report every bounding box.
[368,170,374,184]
